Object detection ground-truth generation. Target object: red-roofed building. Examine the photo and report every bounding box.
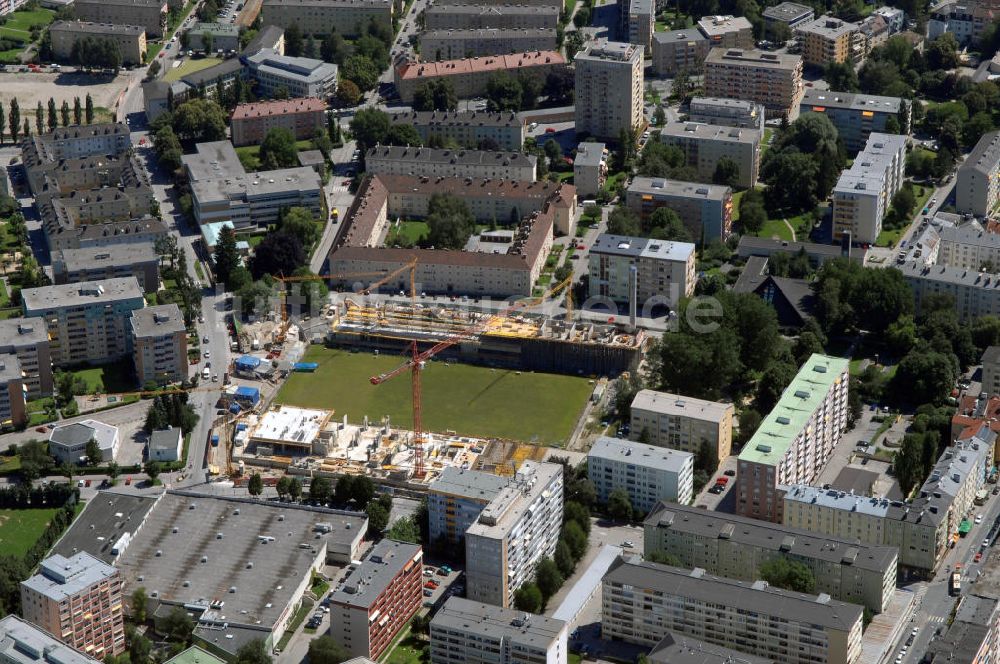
[393,51,567,102]
[230,98,328,147]
[951,393,1000,458]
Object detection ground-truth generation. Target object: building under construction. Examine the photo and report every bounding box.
[325,300,644,377]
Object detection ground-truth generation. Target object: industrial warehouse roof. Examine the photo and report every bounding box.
[0,616,101,664]
[589,437,693,473]
[430,467,509,502]
[328,539,422,609]
[738,354,849,466]
[51,491,159,563]
[432,597,566,649]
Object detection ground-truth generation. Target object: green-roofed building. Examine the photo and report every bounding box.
[736,353,850,523]
[165,646,227,664]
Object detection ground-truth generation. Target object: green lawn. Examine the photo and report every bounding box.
[876,226,906,247]
[0,454,19,475]
[236,139,314,171]
[0,7,54,40]
[383,632,427,664]
[386,220,429,245]
[761,127,775,157]
[276,347,593,445]
[603,171,628,196]
[69,360,135,394]
[0,507,60,557]
[164,55,225,81]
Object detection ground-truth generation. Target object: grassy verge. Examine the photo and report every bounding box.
[0,507,61,557]
[67,360,135,394]
[275,600,313,650]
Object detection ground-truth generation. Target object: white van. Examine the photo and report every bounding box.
[581,199,598,207]
[202,367,211,380]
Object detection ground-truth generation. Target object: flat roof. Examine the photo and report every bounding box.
[21,552,118,602]
[430,466,509,502]
[249,406,331,446]
[704,47,801,70]
[367,145,535,169]
[574,142,605,168]
[189,21,240,36]
[164,646,226,664]
[231,97,326,120]
[53,243,158,272]
[396,51,565,81]
[576,40,641,63]
[22,277,143,312]
[738,354,849,466]
[466,461,561,540]
[796,14,858,38]
[389,109,522,128]
[183,141,322,204]
[631,389,732,422]
[50,419,118,454]
[591,233,696,262]
[763,1,814,21]
[0,318,48,349]
[246,49,339,84]
[50,20,145,35]
[628,176,731,202]
[329,539,422,609]
[649,632,775,664]
[50,491,159,563]
[589,436,693,473]
[0,355,21,383]
[0,616,101,664]
[604,556,864,632]
[431,597,565,649]
[421,27,555,39]
[659,121,759,145]
[653,28,708,44]
[697,14,753,37]
[801,89,902,114]
[130,304,186,338]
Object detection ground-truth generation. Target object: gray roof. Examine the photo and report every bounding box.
[796,15,859,38]
[0,355,21,383]
[763,1,814,22]
[649,632,775,664]
[801,89,902,114]
[242,25,284,56]
[961,131,1000,176]
[76,216,168,242]
[183,141,322,204]
[732,255,769,293]
[50,20,145,35]
[430,466,509,502]
[0,616,102,664]
[924,595,997,663]
[899,260,1000,290]
[590,436,693,472]
[736,235,847,259]
[47,123,129,141]
[130,304,185,338]
[53,243,158,272]
[329,539,422,609]
[181,57,243,86]
[431,597,565,650]
[0,318,46,349]
[49,422,98,446]
[645,502,898,575]
[246,49,338,85]
[188,21,240,36]
[983,345,1000,366]
[631,389,732,422]
[389,109,522,128]
[366,145,536,168]
[466,461,562,540]
[628,177,730,202]
[22,277,144,312]
[941,224,1000,250]
[424,4,559,15]
[704,47,801,70]
[697,14,753,37]
[21,552,118,602]
[297,150,325,167]
[659,121,760,146]
[421,27,555,39]
[50,491,159,563]
[603,556,864,632]
[653,29,708,44]
[190,623,270,662]
[591,233,696,262]
[830,466,879,496]
[149,428,183,453]
[576,40,642,63]
[574,142,605,168]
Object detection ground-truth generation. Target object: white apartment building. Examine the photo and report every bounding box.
[957,130,1000,216]
[365,145,537,181]
[602,557,864,664]
[937,224,1000,270]
[429,597,568,664]
[688,96,766,132]
[697,14,754,48]
[245,49,339,99]
[588,234,695,309]
[573,142,607,198]
[737,353,849,523]
[588,436,694,511]
[427,467,514,547]
[832,132,906,245]
[629,390,734,464]
[465,461,563,607]
[658,121,761,188]
[574,41,644,141]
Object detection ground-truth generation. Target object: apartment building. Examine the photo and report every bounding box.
[0,318,53,397]
[23,123,130,162]
[328,540,423,660]
[763,2,815,35]
[261,0,392,37]
[588,436,694,510]
[958,130,1000,216]
[429,597,568,664]
[52,244,159,294]
[230,98,327,147]
[873,5,905,33]
[420,28,557,60]
[21,278,145,368]
[800,90,905,152]
[427,467,509,547]
[0,355,26,428]
[182,141,322,230]
[575,41,643,141]
[658,121,760,188]
[388,110,525,151]
[72,0,166,37]
[697,14,754,49]
[644,502,897,612]
[365,145,537,181]
[952,393,1000,458]
[48,419,119,464]
[832,133,907,245]
[0,616,104,664]
[629,389,733,464]
[983,346,1000,397]
[245,49,339,99]
[625,177,733,242]
[651,29,710,76]
[602,557,864,664]
[703,48,803,120]
[186,22,240,52]
[130,304,187,386]
[422,4,559,30]
[649,634,774,664]
[465,461,563,607]
[573,142,607,197]
[937,224,1000,271]
[925,594,1000,664]
[796,15,861,67]
[588,233,696,309]
[20,552,125,658]
[66,217,167,253]
[625,0,654,49]
[899,261,1000,322]
[736,353,849,523]
[688,96,766,132]
[858,14,890,54]
[48,21,146,65]
[395,51,565,103]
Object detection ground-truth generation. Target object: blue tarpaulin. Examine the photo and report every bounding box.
[235,355,262,371]
[234,386,260,405]
[229,403,242,415]
[293,362,319,372]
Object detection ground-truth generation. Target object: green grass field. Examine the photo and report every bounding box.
[386,220,428,245]
[236,139,314,171]
[70,360,135,393]
[0,7,54,40]
[0,507,59,557]
[164,55,225,81]
[276,347,593,445]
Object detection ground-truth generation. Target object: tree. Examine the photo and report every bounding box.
[171,99,227,142]
[203,31,214,54]
[756,361,797,414]
[513,583,542,612]
[385,515,420,543]
[534,557,563,601]
[307,637,348,664]
[46,98,56,132]
[85,94,94,124]
[259,127,299,170]
[234,639,271,664]
[336,78,361,106]
[73,97,81,125]
[425,193,475,249]
[321,32,348,64]
[890,349,957,405]
[284,22,303,57]
[410,613,430,636]
[712,156,740,188]
[144,461,161,483]
[739,188,767,234]
[247,473,264,497]
[129,630,152,664]
[276,476,291,500]
[554,539,575,577]
[85,438,102,466]
[280,207,320,247]
[8,98,18,144]
[412,79,457,111]
[342,54,380,91]
[107,462,120,484]
[310,476,332,503]
[131,587,148,622]
[759,557,816,593]
[213,225,240,288]
[824,60,860,92]
[645,207,692,242]
[607,488,633,523]
[485,71,525,111]
[162,606,194,644]
[250,230,306,279]
[607,206,641,236]
[365,500,389,535]
[349,108,390,152]
[288,478,302,501]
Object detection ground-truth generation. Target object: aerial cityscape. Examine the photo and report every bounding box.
[0,0,996,662]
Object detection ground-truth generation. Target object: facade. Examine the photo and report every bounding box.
[260,0,392,37]
[0,318,53,397]
[958,130,1000,216]
[625,0,654,49]
[422,4,559,30]
[245,49,339,99]
[736,353,849,523]
[182,141,322,230]
[21,278,145,368]
[688,96,766,132]
[0,616,104,664]
[873,5,905,33]
[588,233,695,309]
[230,98,327,147]
[48,419,119,464]
[429,597,567,664]
[389,110,525,151]
[800,90,905,153]
[328,539,423,660]
[629,389,733,464]
[20,553,125,658]
[588,436,694,510]
[575,41,643,141]
[831,133,907,245]
[395,51,565,103]
[48,21,146,65]
[465,461,563,607]
[419,28,557,60]
[703,48,803,120]
[650,29,710,76]
[130,304,188,386]
[762,1,815,34]
[573,142,607,198]
[697,14,754,49]
[23,123,130,161]
[625,177,733,242]
[51,244,159,294]
[602,557,864,664]
[901,260,1000,322]
[984,346,1000,397]
[365,145,537,181]
[937,224,1000,270]
[71,0,166,37]
[0,355,26,428]
[644,502,898,612]
[796,15,861,67]
[658,121,760,188]
[186,22,240,52]
[649,634,774,664]
[148,427,183,462]
[427,467,509,547]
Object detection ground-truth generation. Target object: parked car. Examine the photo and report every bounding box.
[723,469,735,476]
